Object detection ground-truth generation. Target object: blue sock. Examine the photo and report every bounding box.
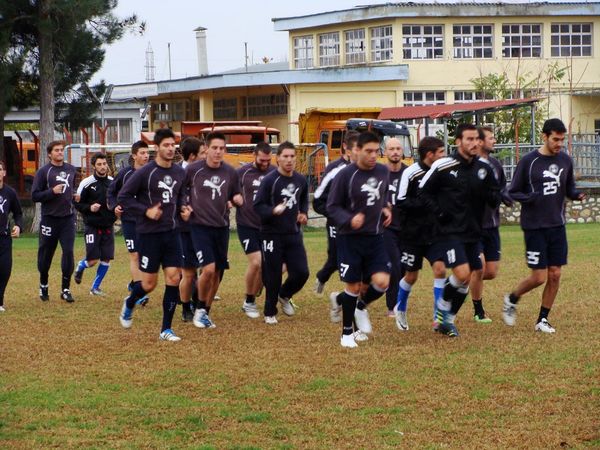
[92,261,110,290]
[433,278,445,320]
[396,278,412,312]
[77,259,89,273]
[126,281,147,310]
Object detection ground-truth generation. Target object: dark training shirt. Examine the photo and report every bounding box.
[236,163,276,229]
[509,150,580,230]
[31,162,77,217]
[184,160,240,228]
[327,162,390,236]
[253,170,308,234]
[117,161,186,234]
[107,166,137,223]
[0,185,23,235]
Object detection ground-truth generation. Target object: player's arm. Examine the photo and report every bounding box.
[483,165,501,209]
[313,167,340,216]
[508,158,538,203]
[565,159,584,201]
[326,171,353,228]
[230,169,243,206]
[498,164,513,206]
[31,168,55,203]
[74,178,93,213]
[10,189,23,235]
[417,165,446,221]
[253,175,275,219]
[106,170,123,211]
[117,170,147,217]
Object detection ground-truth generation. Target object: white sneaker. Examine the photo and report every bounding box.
[354,307,372,334]
[314,278,325,296]
[535,318,556,333]
[0,306,5,312]
[393,304,409,331]
[329,292,342,323]
[340,334,358,348]
[159,329,182,341]
[119,299,133,329]
[502,294,517,326]
[352,330,369,342]
[264,315,278,325]
[242,301,260,319]
[278,296,295,316]
[193,308,216,329]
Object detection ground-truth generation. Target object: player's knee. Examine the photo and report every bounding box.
[371,273,390,291]
[547,267,561,284]
[142,279,157,291]
[404,271,418,285]
[201,264,216,277]
[531,271,547,286]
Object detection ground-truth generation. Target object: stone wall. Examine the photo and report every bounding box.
[500,187,600,225]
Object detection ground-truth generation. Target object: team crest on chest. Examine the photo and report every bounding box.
[361,177,382,206]
[281,183,299,209]
[203,175,226,200]
[0,195,5,213]
[158,175,177,203]
[56,171,70,187]
[477,168,487,180]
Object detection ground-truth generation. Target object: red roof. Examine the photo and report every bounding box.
[378,98,540,121]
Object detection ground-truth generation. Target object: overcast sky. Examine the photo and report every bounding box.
[93,0,589,86]
[92,0,369,85]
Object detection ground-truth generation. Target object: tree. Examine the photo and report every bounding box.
[1,0,143,230]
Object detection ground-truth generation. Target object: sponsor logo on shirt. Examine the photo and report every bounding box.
[158,175,177,203]
[281,183,299,209]
[361,177,382,206]
[203,175,226,200]
[0,196,5,213]
[56,171,71,188]
[477,168,488,180]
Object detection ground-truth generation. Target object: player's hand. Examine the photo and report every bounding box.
[114,205,123,218]
[232,193,243,207]
[90,203,101,212]
[73,193,80,202]
[350,212,365,230]
[180,205,193,221]
[382,207,392,227]
[11,226,20,238]
[226,201,233,210]
[145,203,163,221]
[52,184,66,194]
[297,212,308,225]
[273,201,287,215]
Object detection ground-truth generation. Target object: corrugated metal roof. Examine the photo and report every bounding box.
[378,98,540,120]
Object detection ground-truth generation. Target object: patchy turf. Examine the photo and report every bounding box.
[0,224,599,449]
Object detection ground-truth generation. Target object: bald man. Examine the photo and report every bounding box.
[383,138,408,316]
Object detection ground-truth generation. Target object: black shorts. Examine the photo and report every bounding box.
[478,228,501,262]
[121,220,138,253]
[237,225,261,255]
[524,226,568,269]
[400,242,445,271]
[431,240,482,271]
[180,231,199,269]
[84,225,115,261]
[336,234,391,283]
[136,231,183,273]
[191,225,229,270]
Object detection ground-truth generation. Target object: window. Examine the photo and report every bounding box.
[502,24,542,58]
[345,28,366,64]
[246,94,288,117]
[370,25,393,62]
[454,91,494,103]
[319,32,340,67]
[154,103,169,122]
[595,119,600,135]
[119,120,131,142]
[404,91,446,124]
[213,98,237,120]
[331,130,343,150]
[294,35,314,69]
[69,119,132,144]
[319,131,329,145]
[402,25,443,59]
[551,23,592,57]
[453,24,493,59]
[106,119,119,143]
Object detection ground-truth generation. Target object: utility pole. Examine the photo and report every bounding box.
[168,42,172,79]
[244,42,249,73]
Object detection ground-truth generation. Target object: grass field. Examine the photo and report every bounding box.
[0,224,599,449]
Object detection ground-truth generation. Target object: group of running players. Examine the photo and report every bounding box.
[0,118,582,348]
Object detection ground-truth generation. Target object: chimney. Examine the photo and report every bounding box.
[195,26,209,76]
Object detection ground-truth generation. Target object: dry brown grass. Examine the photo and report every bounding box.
[0,225,599,449]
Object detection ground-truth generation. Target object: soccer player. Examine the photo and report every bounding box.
[107,141,150,304]
[327,131,392,348]
[503,118,584,333]
[236,142,276,319]
[185,132,242,329]
[0,161,23,312]
[254,141,309,324]
[312,131,359,297]
[117,128,190,341]
[383,137,408,316]
[178,137,203,322]
[395,137,447,331]
[32,140,77,303]
[419,124,500,337]
[74,152,116,296]
[468,127,512,323]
